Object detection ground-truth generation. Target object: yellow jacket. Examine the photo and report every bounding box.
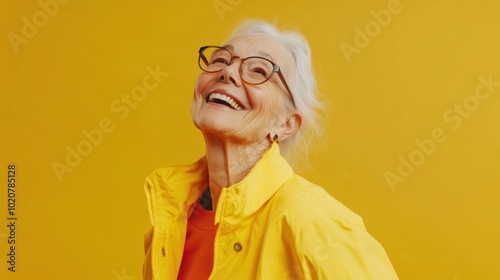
[143,143,399,279]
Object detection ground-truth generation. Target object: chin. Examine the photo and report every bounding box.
[193,113,235,136]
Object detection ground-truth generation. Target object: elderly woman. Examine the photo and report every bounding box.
[143,20,398,279]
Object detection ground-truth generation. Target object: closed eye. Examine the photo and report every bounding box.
[252,67,267,76]
[212,57,230,65]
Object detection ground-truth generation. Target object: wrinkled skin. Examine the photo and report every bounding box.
[191,33,302,206]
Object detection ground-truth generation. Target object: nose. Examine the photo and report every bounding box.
[217,58,243,87]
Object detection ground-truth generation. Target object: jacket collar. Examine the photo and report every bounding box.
[213,142,293,230]
[145,142,294,228]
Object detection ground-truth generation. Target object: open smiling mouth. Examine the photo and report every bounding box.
[206,92,243,111]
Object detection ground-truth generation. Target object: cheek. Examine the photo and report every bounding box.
[192,74,211,109]
[194,74,206,97]
[194,72,217,96]
[250,83,286,113]
[192,75,206,116]
[246,87,287,131]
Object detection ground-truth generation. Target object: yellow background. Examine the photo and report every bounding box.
[1,0,499,279]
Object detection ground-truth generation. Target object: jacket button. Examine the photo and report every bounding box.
[161,247,166,256]
[233,242,242,252]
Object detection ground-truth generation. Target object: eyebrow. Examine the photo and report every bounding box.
[223,44,234,51]
[222,44,276,62]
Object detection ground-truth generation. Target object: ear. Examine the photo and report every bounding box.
[278,113,302,142]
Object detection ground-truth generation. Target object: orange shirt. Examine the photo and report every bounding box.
[177,202,218,280]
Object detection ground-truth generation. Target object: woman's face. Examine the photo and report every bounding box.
[192,34,296,145]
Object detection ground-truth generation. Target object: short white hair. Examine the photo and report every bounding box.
[227,19,324,168]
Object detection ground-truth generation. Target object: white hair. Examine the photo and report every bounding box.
[227,19,324,169]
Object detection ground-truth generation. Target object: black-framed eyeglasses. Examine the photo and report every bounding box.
[198,46,295,107]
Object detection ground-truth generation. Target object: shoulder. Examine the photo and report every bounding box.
[266,175,399,279]
[269,174,365,231]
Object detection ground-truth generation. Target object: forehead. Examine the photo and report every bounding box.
[223,34,291,68]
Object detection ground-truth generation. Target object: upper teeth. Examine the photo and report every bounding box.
[209,92,243,111]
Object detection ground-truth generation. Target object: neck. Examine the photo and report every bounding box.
[204,135,271,208]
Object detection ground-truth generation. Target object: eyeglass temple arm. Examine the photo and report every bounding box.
[199,48,209,65]
[276,70,295,106]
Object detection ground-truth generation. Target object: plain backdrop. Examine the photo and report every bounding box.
[1,0,499,279]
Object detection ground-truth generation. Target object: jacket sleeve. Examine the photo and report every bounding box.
[282,198,399,280]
